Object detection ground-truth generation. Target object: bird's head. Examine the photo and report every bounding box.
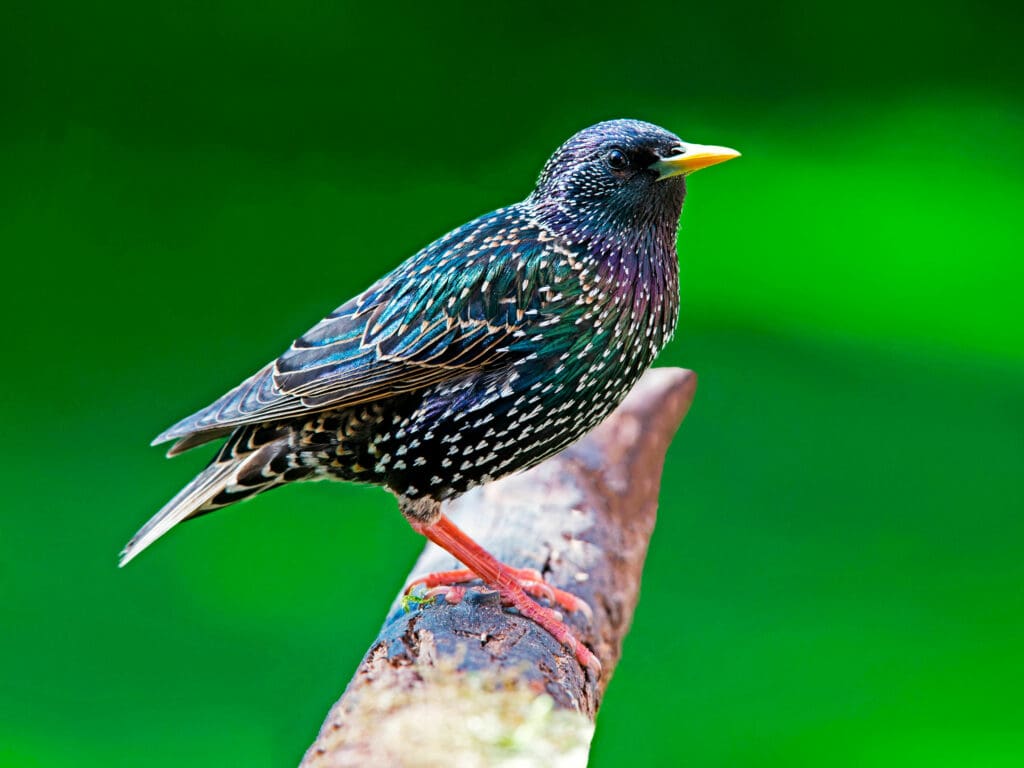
[529,119,739,248]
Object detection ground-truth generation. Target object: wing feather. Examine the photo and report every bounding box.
[154,208,554,449]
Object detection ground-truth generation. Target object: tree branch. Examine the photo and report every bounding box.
[301,367,697,767]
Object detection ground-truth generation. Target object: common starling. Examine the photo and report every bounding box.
[121,119,739,672]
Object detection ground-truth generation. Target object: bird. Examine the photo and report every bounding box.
[120,119,739,673]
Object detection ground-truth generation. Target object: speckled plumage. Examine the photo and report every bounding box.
[121,119,735,566]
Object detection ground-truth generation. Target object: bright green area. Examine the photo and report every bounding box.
[2,2,1021,766]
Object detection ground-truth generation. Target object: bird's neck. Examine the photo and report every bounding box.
[526,198,683,354]
[593,226,680,356]
[526,180,685,273]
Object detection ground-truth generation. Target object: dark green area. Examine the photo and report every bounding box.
[2,2,1021,765]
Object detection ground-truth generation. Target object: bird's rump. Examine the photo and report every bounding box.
[153,209,559,453]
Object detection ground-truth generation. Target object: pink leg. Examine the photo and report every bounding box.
[409,513,601,675]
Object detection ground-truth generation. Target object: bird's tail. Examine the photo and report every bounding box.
[119,440,293,568]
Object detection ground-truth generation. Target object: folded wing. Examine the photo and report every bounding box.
[153,210,553,453]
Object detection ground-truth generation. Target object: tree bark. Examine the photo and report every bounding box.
[301,367,697,767]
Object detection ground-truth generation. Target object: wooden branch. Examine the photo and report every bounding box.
[301,368,697,767]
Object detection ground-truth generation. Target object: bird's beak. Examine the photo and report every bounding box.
[653,142,741,181]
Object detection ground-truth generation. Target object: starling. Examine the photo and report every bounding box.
[121,119,739,672]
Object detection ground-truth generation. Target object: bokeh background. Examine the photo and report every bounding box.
[2,1,1022,765]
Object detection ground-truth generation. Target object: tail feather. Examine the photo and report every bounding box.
[119,441,289,567]
[119,463,238,567]
[164,428,233,458]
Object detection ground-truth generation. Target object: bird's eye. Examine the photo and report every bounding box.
[606,148,629,171]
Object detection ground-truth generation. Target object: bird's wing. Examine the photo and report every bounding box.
[153,209,558,451]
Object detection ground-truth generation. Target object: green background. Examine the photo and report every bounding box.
[2,1,1022,765]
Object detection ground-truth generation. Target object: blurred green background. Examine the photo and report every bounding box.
[2,1,1021,765]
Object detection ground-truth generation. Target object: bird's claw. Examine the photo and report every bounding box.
[403,565,600,674]
[404,566,593,620]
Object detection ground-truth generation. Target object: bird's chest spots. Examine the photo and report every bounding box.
[357,238,676,502]
[370,343,646,502]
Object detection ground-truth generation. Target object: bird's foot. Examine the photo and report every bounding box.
[496,581,602,675]
[408,514,601,676]
[405,567,592,621]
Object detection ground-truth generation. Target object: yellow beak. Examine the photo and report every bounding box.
[653,142,741,180]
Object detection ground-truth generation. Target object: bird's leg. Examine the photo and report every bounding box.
[408,513,601,675]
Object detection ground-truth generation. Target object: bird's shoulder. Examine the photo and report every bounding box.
[280,204,569,374]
